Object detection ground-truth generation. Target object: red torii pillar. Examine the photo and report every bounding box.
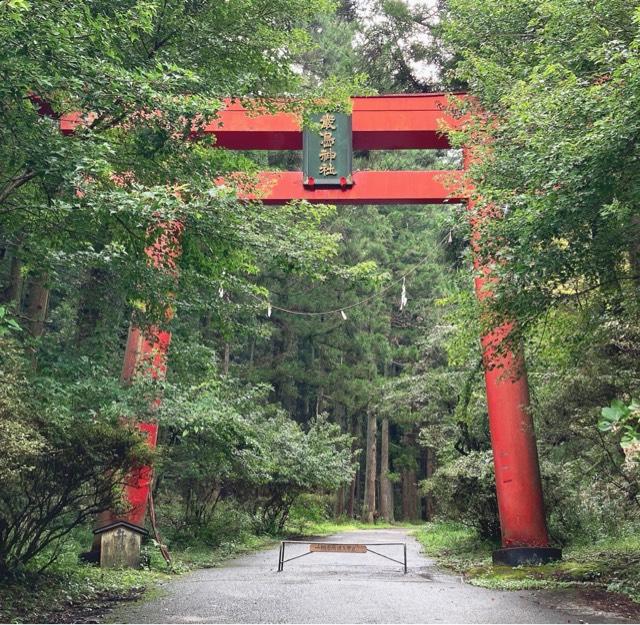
[117,218,182,526]
[464,146,558,562]
[89,219,181,565]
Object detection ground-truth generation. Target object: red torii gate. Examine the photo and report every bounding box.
[65,93,559,565]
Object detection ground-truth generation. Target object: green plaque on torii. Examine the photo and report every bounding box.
[303,112,353,188]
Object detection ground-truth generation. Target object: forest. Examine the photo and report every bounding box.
[1,0,640,621]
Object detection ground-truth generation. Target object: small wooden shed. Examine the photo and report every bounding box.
[93,520,149,568]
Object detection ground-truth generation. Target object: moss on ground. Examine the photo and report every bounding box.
[415,522,640,604]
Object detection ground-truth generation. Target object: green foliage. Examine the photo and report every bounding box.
[0,0,355,331]
[0,338,150,578]
[4,0,640,611]
[0,538,169,624]
[145,354,354,537]
[421,451,500,541]
[240,412,354,533]
[426,0,640,563]
[0,0,366,583]
[600,399,640,444]
[416,521,493,570]
[441,0,640,339]
[0,306,20,336]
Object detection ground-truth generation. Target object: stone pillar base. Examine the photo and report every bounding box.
[493,547,562,566]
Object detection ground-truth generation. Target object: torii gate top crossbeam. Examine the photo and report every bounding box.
[249,170,464,205]
[59,93,467,151]
[208,93,468,204]
[206,93,466,151]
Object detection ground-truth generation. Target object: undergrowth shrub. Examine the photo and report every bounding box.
[163,501,254,549]
[286,493,333,533]
[421,450,500,541]
[0,338,150,578]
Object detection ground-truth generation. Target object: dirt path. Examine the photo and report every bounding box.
[108,528,633,623]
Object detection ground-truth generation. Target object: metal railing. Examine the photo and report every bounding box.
[277,540,407,574]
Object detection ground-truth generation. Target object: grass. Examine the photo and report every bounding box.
[286,517,398,537]
[11,517,640,621]
[0,526,281,623]
[0,530,171,624]
[170,533,278,569]
[0,516,404,622]
[415,521,640,605]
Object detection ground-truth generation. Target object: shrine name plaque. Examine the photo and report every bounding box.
[303,112,353,187]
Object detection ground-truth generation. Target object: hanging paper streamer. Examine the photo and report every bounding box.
[400,277,408,311]
[448,230,453,244]
[340,310,347,320]
[218,286,224,298]
[267,303,272,318]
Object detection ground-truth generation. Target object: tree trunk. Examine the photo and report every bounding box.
[223,342,230,375]
[401,430,419,521]
[401,467,418,521]
[334,486,345,517]
[347,471,357,518]
[379,417,394,521]
[23,274,49,371]
[362,410,377,523]
[316,387,324,416]
[424,447,436,521]
[334,404,346,518]
[75,268,106,345]
[24,275,49,338]
[346,414,358,518]
[629,213,640,283]
[0,251,23,306]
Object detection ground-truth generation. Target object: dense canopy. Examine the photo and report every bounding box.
[1,0,640,618]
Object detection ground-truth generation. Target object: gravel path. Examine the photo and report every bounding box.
[108,528,631,623]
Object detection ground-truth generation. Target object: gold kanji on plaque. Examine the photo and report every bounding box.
[320,113,337,130]
[319,163,337,176]
[303,111,353,187]
[319,149,336,162]
[320,131,336,148]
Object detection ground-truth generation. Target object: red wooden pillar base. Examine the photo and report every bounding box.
[479,319,561,564]
[481,318,548,547]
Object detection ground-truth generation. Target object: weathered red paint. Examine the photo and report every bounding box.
[108,219,182,530]
[121,325,172,384]
[479,317,550,547]
[122,422,159,526]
